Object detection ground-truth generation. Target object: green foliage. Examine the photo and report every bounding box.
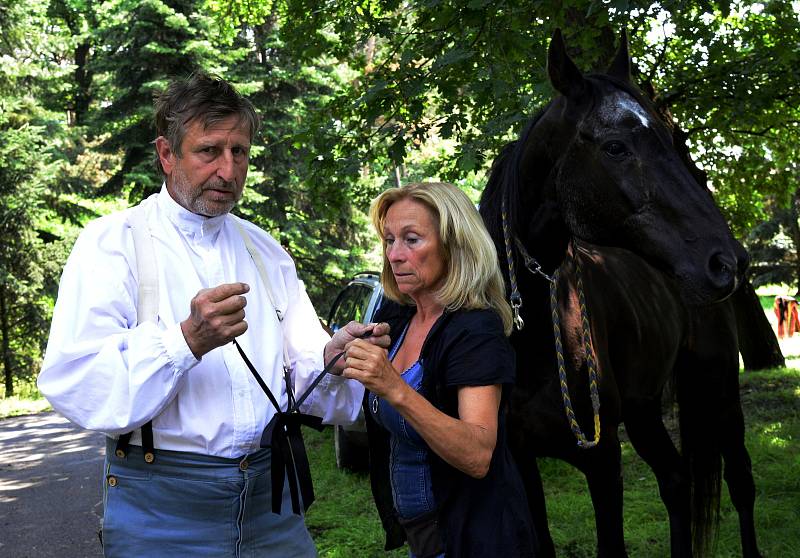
[3,0,799,372]
[91,0,225,201]
[0,0,83,396]
[198,8,379,307]
[267,0,800,253]
[643,1,800,239]
[0,375,52,419]
[266,1,635,184]
[0,97,66,396]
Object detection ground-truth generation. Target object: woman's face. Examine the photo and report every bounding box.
[383,198,445,301]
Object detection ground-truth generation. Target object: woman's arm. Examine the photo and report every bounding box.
[343,339,500,478]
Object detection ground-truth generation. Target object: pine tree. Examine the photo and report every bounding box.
[92,0,221,201]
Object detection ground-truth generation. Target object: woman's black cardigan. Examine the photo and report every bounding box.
[364,300,537,557]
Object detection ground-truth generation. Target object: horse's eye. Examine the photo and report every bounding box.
[602,141,630,158]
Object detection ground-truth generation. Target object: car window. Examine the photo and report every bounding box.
[329,284,374,331]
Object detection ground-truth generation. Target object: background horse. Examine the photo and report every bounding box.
[479,30,761,558]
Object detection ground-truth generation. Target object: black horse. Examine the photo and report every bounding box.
[479,31,761,558]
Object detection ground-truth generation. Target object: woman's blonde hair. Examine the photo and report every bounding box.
[370,182,513,335]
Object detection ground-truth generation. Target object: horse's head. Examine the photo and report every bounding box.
[502,29,748,305]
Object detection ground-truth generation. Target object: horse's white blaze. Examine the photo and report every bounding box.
[600,92,652,128]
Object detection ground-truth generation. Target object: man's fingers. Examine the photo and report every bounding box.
[342,320,367,338]
[228,320,248,338]
[219,309,246,326]
[362,322,390,349]
[215,294,248,315]
[203,282,250,303]
[343,320,389,339]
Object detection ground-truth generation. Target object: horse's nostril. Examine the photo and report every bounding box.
[708,252,736,289]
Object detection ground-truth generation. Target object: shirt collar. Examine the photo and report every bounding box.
[157,183,227,242]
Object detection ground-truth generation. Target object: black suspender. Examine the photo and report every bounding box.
[114,422,154,463]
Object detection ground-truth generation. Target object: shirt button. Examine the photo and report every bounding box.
[239,459,249,471]
[107,475,118,487]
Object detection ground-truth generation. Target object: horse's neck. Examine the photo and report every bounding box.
[520,198,572,278]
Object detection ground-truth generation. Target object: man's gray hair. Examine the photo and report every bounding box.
[153,72,260,175]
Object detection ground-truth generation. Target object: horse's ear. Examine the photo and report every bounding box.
[548,28,587,99]
[606,29,631,82]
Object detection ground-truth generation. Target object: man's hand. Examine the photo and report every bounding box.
[181,283,250,358]
[325,321,390,375]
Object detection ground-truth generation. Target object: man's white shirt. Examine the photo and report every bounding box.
[39,186,363,458]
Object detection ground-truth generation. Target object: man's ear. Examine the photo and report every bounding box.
[155,136,177,175]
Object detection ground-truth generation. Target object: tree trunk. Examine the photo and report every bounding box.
[72,40,93,125]
[0,286,13,396]
[789,186,800,297]
[732,280,785,370]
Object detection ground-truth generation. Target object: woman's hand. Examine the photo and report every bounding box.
[324,321,390,375]
[341,338,408,402]
[344,337,501,478]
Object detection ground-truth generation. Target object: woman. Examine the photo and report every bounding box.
[342,182,537,557]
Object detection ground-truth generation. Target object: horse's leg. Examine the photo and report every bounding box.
[624,399,693,558]
[529,458,557,558]
[516,450,556,557]
[569,431,628,558]
[719,375,762,558]
[695,302,762,558]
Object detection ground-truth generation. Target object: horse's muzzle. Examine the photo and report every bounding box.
[706,247,750,297]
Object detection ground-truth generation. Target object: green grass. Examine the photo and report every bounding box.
[304,428,406,558]
[0,377,51,419]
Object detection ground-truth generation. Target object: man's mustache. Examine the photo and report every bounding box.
[203,180,237,192]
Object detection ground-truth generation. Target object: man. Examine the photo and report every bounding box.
[38,73,387,556]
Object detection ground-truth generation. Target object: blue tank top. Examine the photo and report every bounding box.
[368,323,436,519]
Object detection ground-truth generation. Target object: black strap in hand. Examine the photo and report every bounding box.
[233,339,347,514]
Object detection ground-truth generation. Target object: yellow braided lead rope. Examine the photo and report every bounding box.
[550,242,601,449]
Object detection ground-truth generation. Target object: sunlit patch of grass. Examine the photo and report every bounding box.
[0,377,51,419]
[760,422,790,448]
[0,396,51,419]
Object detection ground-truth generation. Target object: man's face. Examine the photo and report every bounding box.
[156,115,251,217]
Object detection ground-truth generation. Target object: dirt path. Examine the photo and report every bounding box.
[0,412,104,558]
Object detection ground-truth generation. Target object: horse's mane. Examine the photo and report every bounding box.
[479,107,548,253]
